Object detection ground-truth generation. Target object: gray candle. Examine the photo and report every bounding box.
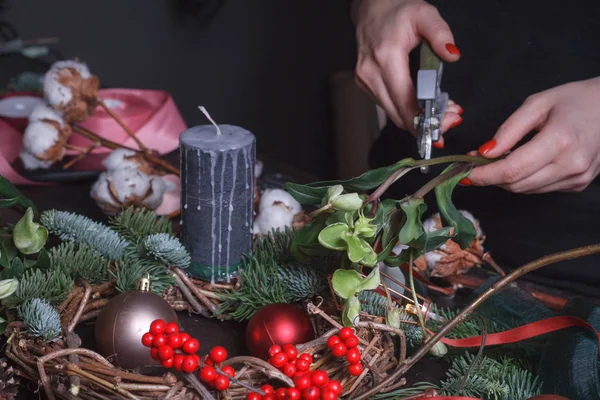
[179,112,255,283]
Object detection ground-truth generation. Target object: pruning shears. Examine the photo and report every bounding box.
[414,42,449,173]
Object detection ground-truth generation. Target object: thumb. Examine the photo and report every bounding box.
[415,6,461,62]
[478,95,550,158]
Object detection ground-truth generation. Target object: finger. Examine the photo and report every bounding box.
[477,94,552,158]
[524,167,599,194]
[468,127,559,186]
[447,102,463,115]
[416,5,461,62]
[498,163,562,193]
[379,51,420,134]
[355,60,407,130]
[441,112,462,133]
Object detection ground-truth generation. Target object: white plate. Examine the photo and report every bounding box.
[0,96,44,118]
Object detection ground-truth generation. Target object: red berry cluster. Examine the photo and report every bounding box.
[142,319,233,392]
[326,327,363,377]
[256,343,343,400]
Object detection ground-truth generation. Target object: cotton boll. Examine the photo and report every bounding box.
[392,243,408,256]
[459,210,484,239]
[424,251,443,270]
[22,121,59,156]
[28,103,65,126]
[142,177,169,209]
[19,151,53,170]
[259,189,302,215]
[43,61,91,107]
[105,169,152,203]
[253,205,295,236]
[102,149,140,171]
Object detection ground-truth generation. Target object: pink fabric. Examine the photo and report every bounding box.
[0,88,185,214]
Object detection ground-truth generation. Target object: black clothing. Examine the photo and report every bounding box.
[370,0,600,298]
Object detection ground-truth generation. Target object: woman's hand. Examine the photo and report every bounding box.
[468,78,600,193]
[352,0,463,142]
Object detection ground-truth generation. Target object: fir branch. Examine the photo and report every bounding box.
[41,210,129,260]
[15,269,73,306]
[217,255,288,321]
[428,306,504,339]
[372,382,440,399]
[141,233,191,269]
[49,242,110,284]
[276,263,326,302]
[253,228,295,265]
[440,352,542,399]
[17,298,62,340]
[109,207,172,243]
[113,253,174,295]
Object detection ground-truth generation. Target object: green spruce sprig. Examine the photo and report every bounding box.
[49,242,111,284]
[113,252,174,295]
[17,298,62,340]
[14,269,72,306]
[141,233,191,269]
[41,210,129,260]
[109,207,172,243]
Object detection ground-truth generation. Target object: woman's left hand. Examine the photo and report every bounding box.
[468,77,600,193]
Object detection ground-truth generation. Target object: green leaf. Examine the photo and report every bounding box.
[326,210,354,227]
[0,237,17,269]
[386,307,402,329]
[424,227,453,252]
[398,199,427,249]
[0,197,18,208]
[13,208,48,254]
[286,159,415,206]
[360,246,378,267]
[342,232,371,264]
[356,265,381,291]
[324,185,343,204]
[0,175,37,217]
[24,247,51,269]
[0,278,18,299]
[0,316,6,335]
[331,193,363,212]
[318,223,349,251]
[291,215,329,262]
[342,295,361,326]
[435,164,477,249]
[331,268,364,299]
[378,207,405,262]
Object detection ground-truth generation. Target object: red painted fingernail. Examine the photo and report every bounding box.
[449,117,463,129]
[478,139,497,155]
[433,141,444,149]
[457,106,464,115]
[445,43,461,56]
[458,178,472,186]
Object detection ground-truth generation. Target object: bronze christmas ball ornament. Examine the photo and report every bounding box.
[95,276,178,369]
[245,303,315,359]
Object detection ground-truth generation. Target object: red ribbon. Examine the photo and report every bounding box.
[438,316,600,354]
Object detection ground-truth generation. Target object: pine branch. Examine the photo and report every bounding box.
[14,269,73,306]
[49,242,111,284]
[41,210,129,260]
[17,298,62,340]
[276,263,326,302]
[113,252,174,295]
[109,207,172,243]
[141,233,191,269]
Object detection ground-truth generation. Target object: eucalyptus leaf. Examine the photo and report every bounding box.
[435,163,477,249]
[343,295,361,326]
[0,175,37,217]
[24,247,51,269]
[0,197,18,208]
[398,199,427,249]
[342,232,371,264]
[326,210,353,226]
[356,265,381,292]
[13,208,48,254]
[331,193,363,212]
[424,227,454,252]
[325,185,344,204]
[0,237,17,269]
[318,223,349,251]
[285,184,330,206]
[0,278,18,299]
[378,208,406,262]
[331,268,364,299]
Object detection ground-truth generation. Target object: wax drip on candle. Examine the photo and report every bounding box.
[243,147,249,227]
[226,150,239,282]
[196,149,201,211]
[198,106,221,136]
[217,152,226,274]
[209,150,217,285]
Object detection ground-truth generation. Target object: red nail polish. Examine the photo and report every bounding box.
[433,141,444,149]
[457,106,464,115]
[458,178,472,186]
[478,139,497,155]
[449,117,463,129]
[445,43,461,56]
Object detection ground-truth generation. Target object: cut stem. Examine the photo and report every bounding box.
[98,98,148,154]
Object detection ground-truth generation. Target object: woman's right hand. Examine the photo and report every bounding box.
[352,0,463,142]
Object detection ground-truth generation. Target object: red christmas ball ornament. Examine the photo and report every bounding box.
[245,303,314,359]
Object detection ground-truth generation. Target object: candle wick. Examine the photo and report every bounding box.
[198,106,221,136]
